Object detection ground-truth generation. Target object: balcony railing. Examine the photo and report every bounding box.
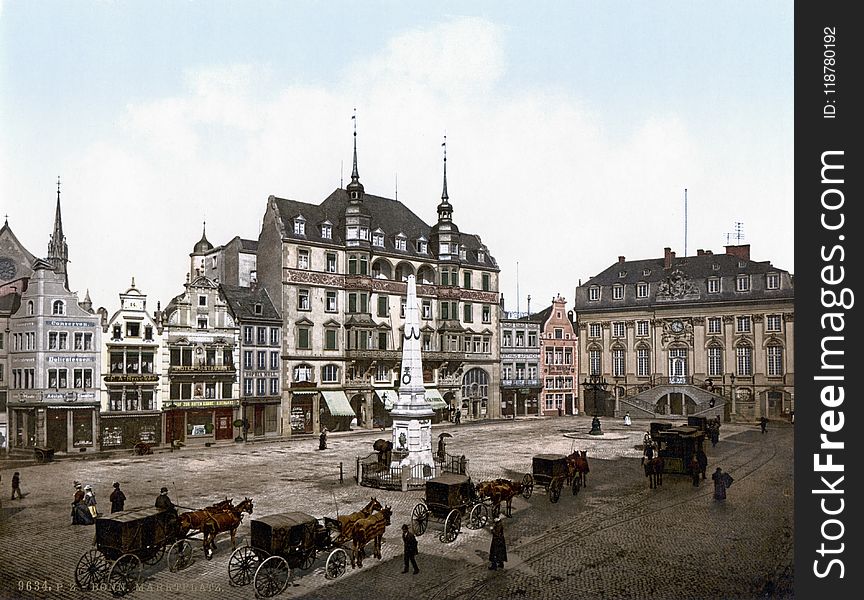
[501,378,541,388]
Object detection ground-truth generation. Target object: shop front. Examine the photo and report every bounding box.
[100,413,161,450]
[8,398,98,454]
[165,399,239,446]
[320,390,355,432]
[289,389,316,434]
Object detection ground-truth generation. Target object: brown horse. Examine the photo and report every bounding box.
[177,498,234,538]
[644,456,664,489]
[567,450,590,488]
[476,479,520,518]
[337,497,383,543]
[352,505,392,568]
[199,497,254,559]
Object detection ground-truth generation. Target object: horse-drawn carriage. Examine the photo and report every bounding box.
[523,453,580,503]
[227,498,391,597]
[652,423,707,475]
[411,474,487,542]
[74,507,194,596]
[475,476,533,518]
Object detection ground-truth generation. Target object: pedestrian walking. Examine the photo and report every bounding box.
[10,471,22,499]
[110,482,126,513]
[712,467,733,501]
[489,515,507,570]
[71,481,93,525]
[83,485,98,518]
[759,416,768,434]
[454,409,461,425]
[401,524,420,574]
[696,448,708,480]
[688,454,701,487]
[319,427,328,450]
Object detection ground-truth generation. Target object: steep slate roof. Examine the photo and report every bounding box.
[220,284,281,322]
[271,188,497,269]
[577,249,793,311]
[239,238,258,252]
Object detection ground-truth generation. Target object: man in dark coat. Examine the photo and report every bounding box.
[319,427,328,450]
[10,472,22,499]
[688,454,701,487]
[696,448,708,480]
[110,482,126,513]
[712,467,732,501]
[759,416,768,434]
[489,515,507,570]
[401,524,419,574]
[155,487,177,515]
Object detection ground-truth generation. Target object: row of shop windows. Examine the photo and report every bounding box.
[169,347,234,367]
[110,351,156,374]
[108,388,156,411]
[11,331,94,351]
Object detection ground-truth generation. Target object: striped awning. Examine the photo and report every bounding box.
[424,388,448,410]
[291,389,318,395]
[374,389,397,410]
[321,391,355,417]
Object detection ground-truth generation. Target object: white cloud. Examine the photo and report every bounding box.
[27,16,790,314]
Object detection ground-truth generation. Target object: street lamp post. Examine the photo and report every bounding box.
[581,374,609,417]
[729,373,736,417]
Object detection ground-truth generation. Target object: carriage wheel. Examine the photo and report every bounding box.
[549,478,563,503]
[167,539,193,572]
[254,556,292,598]
[299,548,316,571]
[467,503,488,529]
[411,503,429,536]
[75,549,110,589]
[142,544,165,566]
[440,510,461,543]
[325,548,348,580]
[228,546,264,587]
[107,554,141,597]
[521,473,534,499]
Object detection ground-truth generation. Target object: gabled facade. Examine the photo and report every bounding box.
[97,279,164,450]
[574,245,794,421]
[194,233,259,288]
[160,266,240,447]
[537,296,579,416]
[257,134,501,435]
[221,283,282,439]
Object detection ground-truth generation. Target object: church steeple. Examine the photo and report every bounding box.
[346,108,365,202]
[47,176,70,289]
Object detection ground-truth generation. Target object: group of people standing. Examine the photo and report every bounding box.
[71,481,176,524]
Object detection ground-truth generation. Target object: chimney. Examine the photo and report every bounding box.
[724,244,751,260]
[664,247,676,269]
[697,249,704,256]
[618,255,626,264]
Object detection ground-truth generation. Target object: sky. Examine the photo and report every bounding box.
[0,0,793,315]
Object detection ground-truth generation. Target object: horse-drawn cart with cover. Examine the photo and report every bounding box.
[227,497,392,597]
[411,474,488,542]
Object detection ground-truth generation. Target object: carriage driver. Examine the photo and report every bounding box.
[155,487,178,516]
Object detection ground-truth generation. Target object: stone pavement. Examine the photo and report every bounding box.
[0,416,793,600]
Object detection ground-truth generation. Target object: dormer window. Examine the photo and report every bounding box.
[52,300,65,315]
[321,223,332,239]
[712,263,721,271]
[293,216,306,235]
[708,277,721,293]
[589,286,600,301]
[395,234,407,251]
[736,275,751,292]
[738,260,747,268]
[642,269,651,276]
[459,246,467,260]
[636,282,649,298]
[477,251,486,263]
[255,303,263,315]
[417,240,428,253]
[372,231,385,247]
[612,284,624,300]
[618,270,627,278]
[766,273,779,289]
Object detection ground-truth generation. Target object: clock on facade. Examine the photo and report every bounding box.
[670,320,684,333]
[0,257,17,281]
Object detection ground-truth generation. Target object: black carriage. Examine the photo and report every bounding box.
[74,507,193,596]
[522,453,577,503]
[411,474,487,542]
[652,424,707,474]
[227,511,349,597]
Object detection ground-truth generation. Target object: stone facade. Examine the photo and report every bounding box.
[499,310,541,417]
[537,296,579,416]
[574,245,794,421]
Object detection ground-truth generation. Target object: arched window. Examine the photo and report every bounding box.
[27,300,34,315]
[735,342,753,376]
[707,343,724,377]
[52,300,65,315]
[293,363,313,383]
[461,368,489,400]
[321,364,340,383]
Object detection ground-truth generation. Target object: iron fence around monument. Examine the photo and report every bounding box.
[356,451,469,490]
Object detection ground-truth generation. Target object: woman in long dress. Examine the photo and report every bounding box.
[711,467,727,501]
[489,516,507,570]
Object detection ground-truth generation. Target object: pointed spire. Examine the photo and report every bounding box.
[346,108,364,201]
[441,134,449,201]
[48,176,69,288]
[193,220,213,253]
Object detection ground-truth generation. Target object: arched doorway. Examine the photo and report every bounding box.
[461,368,489,420]
[350,393,367,428]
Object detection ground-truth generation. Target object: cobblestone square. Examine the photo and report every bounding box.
[0,416,793,600]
